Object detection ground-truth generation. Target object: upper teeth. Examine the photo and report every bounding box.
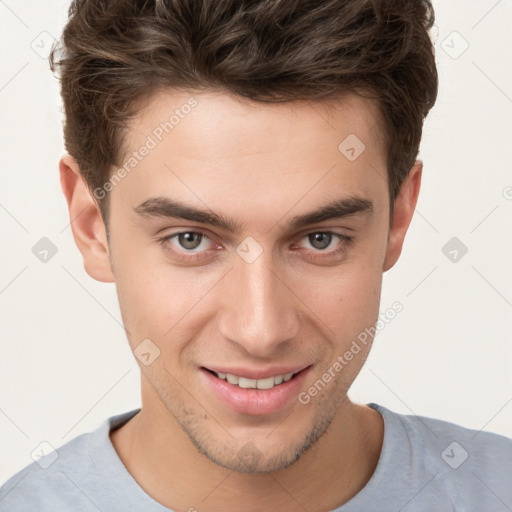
[215,371,296,389]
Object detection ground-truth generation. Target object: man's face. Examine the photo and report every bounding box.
[103,90,393,472]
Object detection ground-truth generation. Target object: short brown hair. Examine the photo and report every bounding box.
[49,0,438,227]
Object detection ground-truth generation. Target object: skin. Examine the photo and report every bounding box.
[60,90,421,512]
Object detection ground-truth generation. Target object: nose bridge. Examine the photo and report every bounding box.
[218,247,299,356]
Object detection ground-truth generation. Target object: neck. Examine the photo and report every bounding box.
[110,397,383,512]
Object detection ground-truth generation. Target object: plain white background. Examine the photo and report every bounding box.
[1,0,511,484]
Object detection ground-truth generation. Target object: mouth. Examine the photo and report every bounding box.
[199,365,312,416]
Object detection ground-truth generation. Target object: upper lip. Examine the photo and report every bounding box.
[202,365,311,380]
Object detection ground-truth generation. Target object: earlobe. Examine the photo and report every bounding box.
[382,160,422,272]
[59,154,115,283]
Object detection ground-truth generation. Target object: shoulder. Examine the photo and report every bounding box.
[0,409,139,511]
[373,403,512,509]
[393,406,512,470]
[0,430,93,510]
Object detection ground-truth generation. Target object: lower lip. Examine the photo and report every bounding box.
[200,366,312,416]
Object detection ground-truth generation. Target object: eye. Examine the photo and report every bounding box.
[295,231,353,261]
[158,231,217,262]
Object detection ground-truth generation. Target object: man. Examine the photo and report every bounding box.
[1,0,511,511]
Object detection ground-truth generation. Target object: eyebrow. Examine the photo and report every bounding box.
[133,195,373,232]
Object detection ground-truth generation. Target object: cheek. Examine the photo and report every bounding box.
[301,268,382,401]
[298,253,383,337]
[110,223,171,334]
[113,247,220,359]
[111,242,172,348]
[115,270,179,341]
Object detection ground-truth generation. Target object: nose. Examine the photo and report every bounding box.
[217,247,301,358]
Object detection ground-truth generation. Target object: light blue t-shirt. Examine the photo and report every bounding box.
[1,403,511,511]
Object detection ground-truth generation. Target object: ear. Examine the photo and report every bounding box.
[59,154,115,283]
[382,160,422,272]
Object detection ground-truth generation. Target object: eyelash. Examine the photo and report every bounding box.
[157,230,354,263]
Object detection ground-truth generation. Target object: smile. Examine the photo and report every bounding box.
[208,370,299,390]
[200,366,312,415]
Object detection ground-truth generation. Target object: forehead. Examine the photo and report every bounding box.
[125,89,386,162]
[113,89,389,227]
